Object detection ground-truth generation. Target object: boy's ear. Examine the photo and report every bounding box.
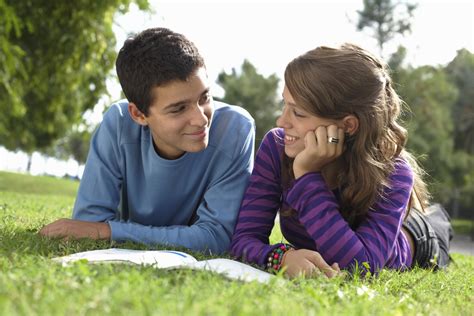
[128,103,148,126]
[342,115,359,135]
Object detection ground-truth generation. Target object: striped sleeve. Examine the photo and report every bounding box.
[286,159,414,273]
[230,129,284,266]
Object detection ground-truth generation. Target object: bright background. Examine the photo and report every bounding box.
[1,0,473,177]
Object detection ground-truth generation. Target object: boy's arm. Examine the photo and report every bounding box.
[40,105,124,238]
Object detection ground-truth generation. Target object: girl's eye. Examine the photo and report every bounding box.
[293,109,306,118]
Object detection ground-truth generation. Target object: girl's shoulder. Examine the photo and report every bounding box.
[393,156,413,172]
[390,156,415,185]
[260,128,285,151]
[265,127,284,142]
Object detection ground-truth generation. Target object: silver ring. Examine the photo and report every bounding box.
[328,137,339,144]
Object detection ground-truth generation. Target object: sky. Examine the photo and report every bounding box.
[1,0,473,177]
[112,0,474,92]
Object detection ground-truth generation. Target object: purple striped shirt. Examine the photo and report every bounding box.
[230,128,413,272]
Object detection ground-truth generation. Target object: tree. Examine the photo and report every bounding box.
[0,0,150,158]
[0,1,26,139]
[47,126,92,166]
[399,65,457,181]
[444,49,474,216]
[356,0,417,55]
[445,49,474,154]
[394,63,474,215]
[44,124,93,176]
[387,45,407,75]
[217,60,280,147]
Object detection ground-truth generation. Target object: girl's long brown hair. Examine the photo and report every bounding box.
[282,44,429,227]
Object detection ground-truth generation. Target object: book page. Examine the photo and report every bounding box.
[53,249,277,284]
[53,248,198,268]
[186,259,274,284]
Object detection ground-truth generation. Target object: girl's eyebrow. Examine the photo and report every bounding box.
[281,95,297,107]
[284,100,298,107]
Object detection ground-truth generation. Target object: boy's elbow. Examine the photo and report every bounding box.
[198,227,231,255]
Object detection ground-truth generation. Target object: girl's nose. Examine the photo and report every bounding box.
[276,107,290,129]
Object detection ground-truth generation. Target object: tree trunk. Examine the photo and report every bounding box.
[450,187,460,219]
[26,154,32,173]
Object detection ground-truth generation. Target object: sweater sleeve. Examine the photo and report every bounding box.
[108,122,255,254]
[286,159,414,272]
[230,129,285,266]
[72,104,124,222]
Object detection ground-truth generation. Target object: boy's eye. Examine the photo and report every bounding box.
[199,93,211,105]
[170,105,186,114]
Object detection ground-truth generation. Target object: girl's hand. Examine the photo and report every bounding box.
[293,125,345,179]
[281,249,341,278]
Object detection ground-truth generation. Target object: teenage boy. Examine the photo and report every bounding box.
[40,28,255,254]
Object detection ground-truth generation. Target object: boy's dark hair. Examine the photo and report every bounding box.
[116,27,205,115]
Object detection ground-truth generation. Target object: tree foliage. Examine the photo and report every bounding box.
[0,0,149,154]
[443,49,474,214]
[217,60,280,147]
[445,49,474,154]
[397,65,458,180]
[364,1,474,215]
[391,54,474,215]
[0,0,25,135]
[45,126,92,166]
[357,0,417,55]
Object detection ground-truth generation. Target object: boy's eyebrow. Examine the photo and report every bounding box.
[163,100,190,111]
[163,88,210,111]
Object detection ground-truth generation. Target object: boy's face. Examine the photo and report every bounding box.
[135,67,213,159]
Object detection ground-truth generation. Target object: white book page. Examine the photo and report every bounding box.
[53,248,197,268]
[53,249,278,284]
[186,259,274,284]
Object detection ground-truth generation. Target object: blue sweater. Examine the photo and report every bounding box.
[73,100,255,254]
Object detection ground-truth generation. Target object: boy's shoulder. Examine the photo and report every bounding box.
[208,101,255,158]
[98,100,143,145]
[102,99,131,121]
[212,100,254,124]
[211,101,254,135]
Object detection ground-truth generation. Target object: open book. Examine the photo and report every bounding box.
[53,248,275,284]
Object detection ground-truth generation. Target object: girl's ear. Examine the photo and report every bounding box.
[128,103,148,126]
[342,115,359,135]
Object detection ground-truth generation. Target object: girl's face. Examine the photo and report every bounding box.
[276,85,341,158]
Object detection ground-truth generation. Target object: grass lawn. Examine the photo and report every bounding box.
[452,218,474,236]
[0,171,473,315]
